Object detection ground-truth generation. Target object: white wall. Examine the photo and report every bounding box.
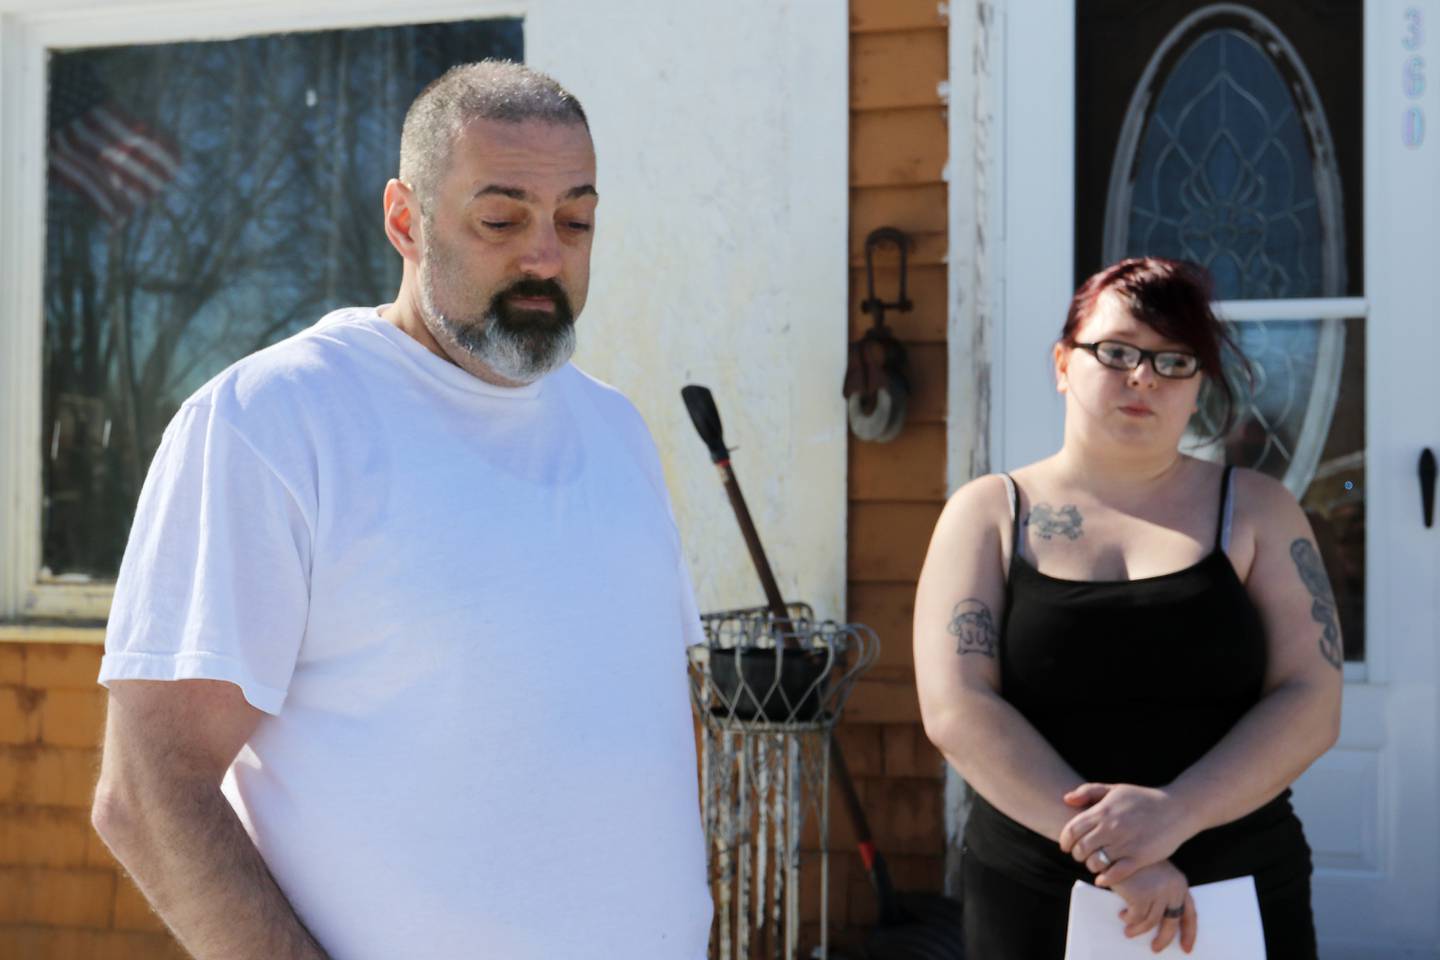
[0,0,850,621]
[532,1,849,620]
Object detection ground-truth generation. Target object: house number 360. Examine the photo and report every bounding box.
[1403,7,1425,148]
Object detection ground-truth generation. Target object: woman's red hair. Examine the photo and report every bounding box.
[1062,257,1249,437]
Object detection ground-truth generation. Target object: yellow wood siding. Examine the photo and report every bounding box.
[0,641,187,957]
[802,0,952,947]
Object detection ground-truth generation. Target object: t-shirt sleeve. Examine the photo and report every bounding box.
[99,402,313,714]
[639,419,704,652]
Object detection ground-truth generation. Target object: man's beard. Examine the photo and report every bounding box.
[419,238,577,385]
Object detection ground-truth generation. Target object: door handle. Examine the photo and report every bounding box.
[1421,448,1436,528]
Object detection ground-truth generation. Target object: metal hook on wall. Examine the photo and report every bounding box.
[860,226,913,326]
[843,228,913,443]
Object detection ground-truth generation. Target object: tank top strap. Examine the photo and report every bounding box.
[1002,473,1022,573]
[1215,465,1237,551]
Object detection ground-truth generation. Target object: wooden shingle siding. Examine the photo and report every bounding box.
[851,111,948,188]
[852,185,948,246]
[850,424,949,501]
[852,32,949,110]
[819,0,951,949]
[0,642,184,955]
[848,501,944,585]
[849,2,947,35]
[0,926,187,960]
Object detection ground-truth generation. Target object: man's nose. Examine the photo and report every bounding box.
[518,222,563,279]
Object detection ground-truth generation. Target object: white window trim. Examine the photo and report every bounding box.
[0,0,525,620]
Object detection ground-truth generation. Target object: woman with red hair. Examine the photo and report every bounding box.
[914,257,1339,958]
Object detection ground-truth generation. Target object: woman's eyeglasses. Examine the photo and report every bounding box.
[1072,340,1201,380]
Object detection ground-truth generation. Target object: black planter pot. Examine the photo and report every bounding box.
[708,647,830,722]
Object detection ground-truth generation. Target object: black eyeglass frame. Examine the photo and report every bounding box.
[1071,340,1202,380]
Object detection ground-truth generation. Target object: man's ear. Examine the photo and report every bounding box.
[383,179,421,265]
[1053,341,1070,394]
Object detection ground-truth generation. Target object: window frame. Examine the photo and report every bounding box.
[0,0,525,621]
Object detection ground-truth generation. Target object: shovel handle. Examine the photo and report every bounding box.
[829,738,872,846]
[716,462,794,639]
[831,738,900,923]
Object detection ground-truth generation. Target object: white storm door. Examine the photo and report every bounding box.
[1308,3,1440,957]
[985,2,1440,956]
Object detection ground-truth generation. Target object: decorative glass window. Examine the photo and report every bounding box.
[1114,26,1339,299]
[1102,5,1365,661]
[41,20,522,581]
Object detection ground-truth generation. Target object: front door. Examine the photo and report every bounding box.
[988,2,1440,955]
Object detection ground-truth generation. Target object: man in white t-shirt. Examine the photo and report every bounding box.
[92,61,713,960]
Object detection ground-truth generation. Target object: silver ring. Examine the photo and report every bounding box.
[1163,903,1185,920]
[1095,848,1113,868]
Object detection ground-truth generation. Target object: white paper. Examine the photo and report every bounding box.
[1063,875,1266,959]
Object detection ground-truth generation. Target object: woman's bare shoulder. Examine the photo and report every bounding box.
[1231,464,1301,507]
[933,473,1016,546]
[1229,465,1311,537]
[945,472,1014,517]
[921,474,1016,597]
[936,461,1063,542]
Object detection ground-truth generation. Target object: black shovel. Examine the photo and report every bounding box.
[681,385,966,960]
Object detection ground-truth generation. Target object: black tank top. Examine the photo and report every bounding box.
[964,466,1312,896]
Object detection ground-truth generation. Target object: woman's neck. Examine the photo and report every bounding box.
[1052,435,1189,501]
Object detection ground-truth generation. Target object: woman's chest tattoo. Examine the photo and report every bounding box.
[1025,503,1084,541]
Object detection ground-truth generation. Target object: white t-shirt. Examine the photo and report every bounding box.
[100,307,713,959]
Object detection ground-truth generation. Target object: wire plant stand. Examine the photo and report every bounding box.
[690,603,878,960]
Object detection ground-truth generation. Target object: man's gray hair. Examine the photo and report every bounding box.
[399,59,589,209]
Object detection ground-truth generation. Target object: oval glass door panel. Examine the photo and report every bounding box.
[1103,7,1362,660]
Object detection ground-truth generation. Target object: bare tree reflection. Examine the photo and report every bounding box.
[43,20,522,577]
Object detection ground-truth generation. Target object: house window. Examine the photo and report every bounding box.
[40,19,522,582]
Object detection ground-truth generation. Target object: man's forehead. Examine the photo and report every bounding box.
[450,118,595,192]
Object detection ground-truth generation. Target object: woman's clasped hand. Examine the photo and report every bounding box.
[1060,782,1195,886]
[1060,781,1200,952]
[1107,858,1198,953]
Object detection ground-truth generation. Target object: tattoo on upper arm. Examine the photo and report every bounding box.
[1025,503,1084,541]
[1290,539,1343,670]
[949,599,998,658]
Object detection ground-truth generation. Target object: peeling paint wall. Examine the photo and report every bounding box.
[531,1,850,621]
[943,0,996,895]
